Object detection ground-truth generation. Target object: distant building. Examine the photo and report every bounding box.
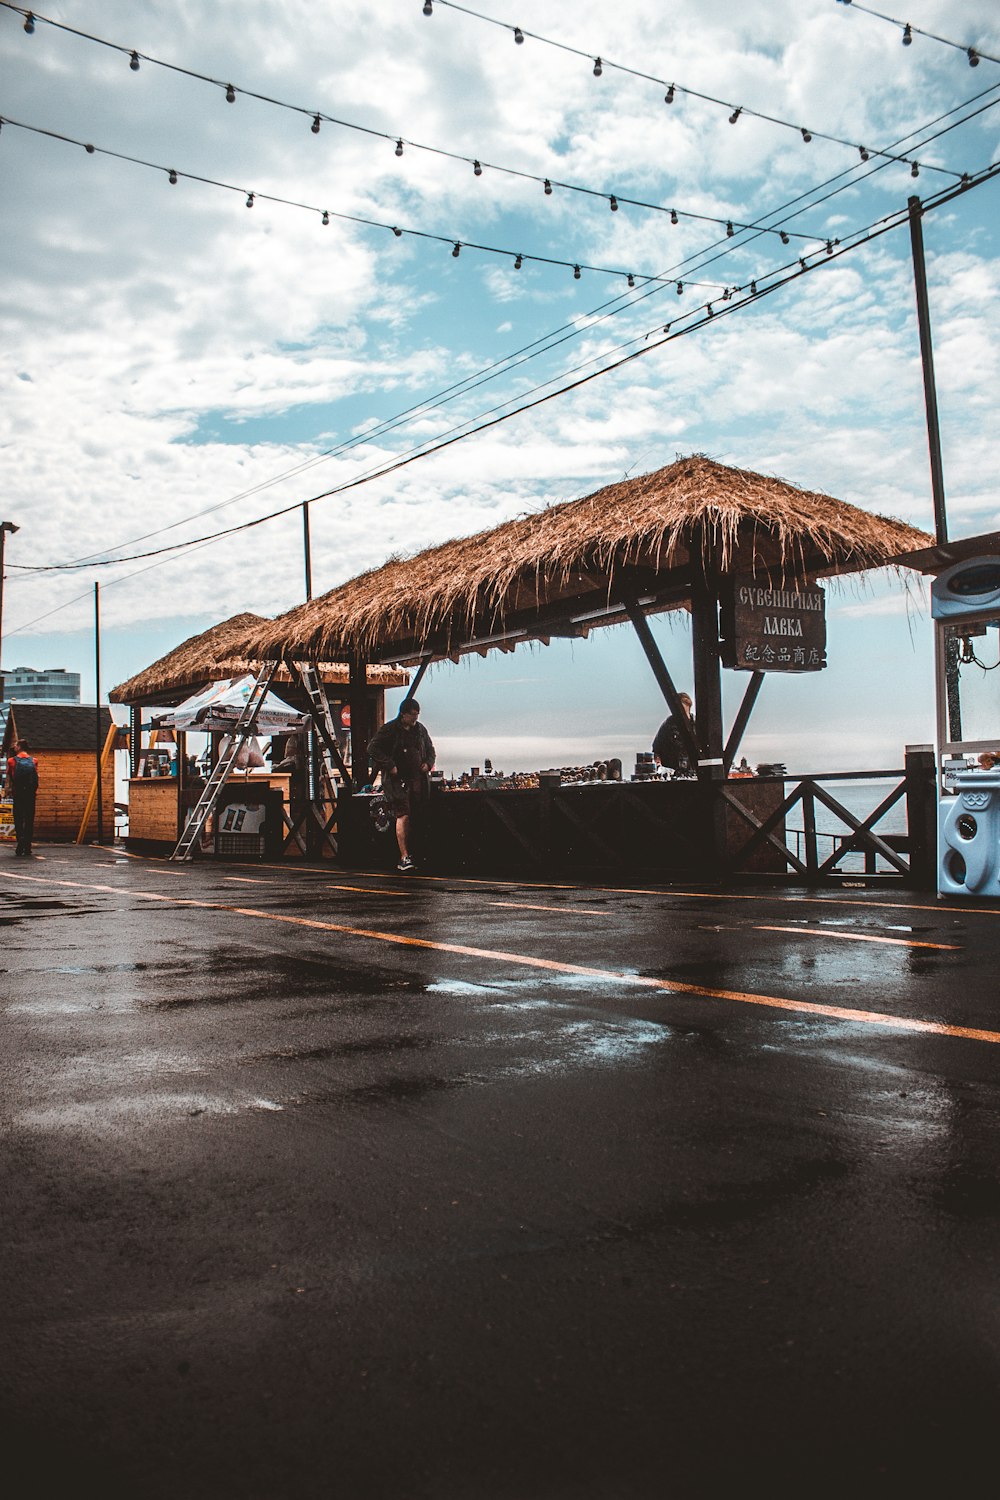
[0,666,82,743]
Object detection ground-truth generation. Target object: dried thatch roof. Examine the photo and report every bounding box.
[109,612,408,707]
[237,456,932,668]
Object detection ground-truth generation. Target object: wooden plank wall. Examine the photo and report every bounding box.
[33,751,117,841]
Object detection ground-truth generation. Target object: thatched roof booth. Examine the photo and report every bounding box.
[109,613,408,709]
[236,457,931,669]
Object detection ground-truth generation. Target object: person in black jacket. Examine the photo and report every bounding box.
[9,740,40,856]
[652,693,696,776]
[368,699,436,871]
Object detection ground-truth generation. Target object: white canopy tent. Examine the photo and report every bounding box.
[150,675,311,736]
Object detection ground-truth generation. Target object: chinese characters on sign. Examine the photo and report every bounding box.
[721,579,827,672]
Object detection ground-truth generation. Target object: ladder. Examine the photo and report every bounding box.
[290,661,348,855]
[170,663,276,861]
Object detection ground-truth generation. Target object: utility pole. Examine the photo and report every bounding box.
[908,196,948,546]
[0,520,20,699]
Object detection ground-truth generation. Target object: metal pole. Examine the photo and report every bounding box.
[302,502,313,601]
[0,521,20,699]
[94,581,104,845]
[908,196,949,546]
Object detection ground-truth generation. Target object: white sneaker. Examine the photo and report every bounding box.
[397,856,415,872]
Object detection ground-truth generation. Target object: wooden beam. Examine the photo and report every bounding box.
[618,588,699,766]
[723,671,764,772]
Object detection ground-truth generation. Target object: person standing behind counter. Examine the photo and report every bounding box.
[652,693,697,776]
[368,698,436,872]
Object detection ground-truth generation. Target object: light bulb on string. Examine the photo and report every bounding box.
[392,226,403,237]
[513,27,524,44]
[225,84,236,103]
[167,168,178,184]
[452,242,461,258]
[321,209,329,224]
[826,239,834,254]
[706,304,714,317]
[800,127,812,143]
[968,48,980,67]
[311,115,321,134]
[395,139,404,157]
[423,0,433,14]
[593,57,602,76]
[129,51,140,71]
[799,256,807,269]
[676,281,683,295]
[910,161,919,178]
[721,288,731,301]
[473,160,482,176]
[609,195,618,211]
[627,274,635,287]
[750,280,758,295]
[670,209,678,225]
[726,221,734,237]
[85,142,95,153]
[514,254,522,269]
[246,191,254,207]
[729,107,741,124]
[902,24,912,45]
[543,179,552,195]
[859,146,869,161]
[779,231,789,245]
[23,13,35,34]
[573,264,581,279]
[664,85,675,103]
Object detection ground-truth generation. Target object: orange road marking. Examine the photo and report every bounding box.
[224,876,277,885]
[489,900,608,916]
[754,924,960,951]
[3,866,998,1045]
[322,883,413,897]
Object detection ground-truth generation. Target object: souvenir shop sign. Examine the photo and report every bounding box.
[721,578,827,672]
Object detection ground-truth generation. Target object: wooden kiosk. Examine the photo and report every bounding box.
[234,457,931,881]
[110,612,408,856]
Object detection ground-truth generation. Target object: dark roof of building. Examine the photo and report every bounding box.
[2,702,114,755]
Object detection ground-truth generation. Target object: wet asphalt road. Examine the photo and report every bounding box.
[2,844,999,1498]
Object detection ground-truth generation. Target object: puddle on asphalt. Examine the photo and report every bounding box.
[18,1091,286,1129]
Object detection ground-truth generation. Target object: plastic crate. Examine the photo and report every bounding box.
[216,832,266,860]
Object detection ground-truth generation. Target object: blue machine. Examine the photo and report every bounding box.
[939,771,1000,897]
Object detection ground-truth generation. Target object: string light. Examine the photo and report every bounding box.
[84,141,94,153]
[544,178,552,195]
[246,191,254,207]
[423,0,433,14]
[609,194,618,211]
[627,273,635,287]
[167,168,178,184]
[726,220,734,237]
[321,209,329,224]
[311,114,321,134]
[859,146,869,161]
[826,239,834,254]
[23,11,34,33]
[676,281,683,295]
[706,303,714,317]
[902,23,912,46]
[225,83,236,103]
[392,225,403,236]
[513,26,524,44]
[473,159,482,175]
[729,107,742,125]
[968,48,980,67]
[911,160,920,177]
[779,231,789,244]
[670,209,678,225]
[664,84,675,104]
[513,254,522,269]
[573,264,581,279]
[800,128,812,143]
[750,279,758,294]
[129,50,139,71]
[395,138,404,156]
[593,56,603,77]
[452,241,460,257]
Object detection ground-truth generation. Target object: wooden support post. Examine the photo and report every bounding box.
[904,743,937,890]
[723,671,764,773]
[76,722,117,844]
[619,588,699,766]
[689,524,727,873]
[348,655,371,789]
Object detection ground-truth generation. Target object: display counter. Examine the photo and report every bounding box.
[338,777,787,879]
[127,771,292,855]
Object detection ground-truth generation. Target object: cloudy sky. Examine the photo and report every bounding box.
[2,0,999,775]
